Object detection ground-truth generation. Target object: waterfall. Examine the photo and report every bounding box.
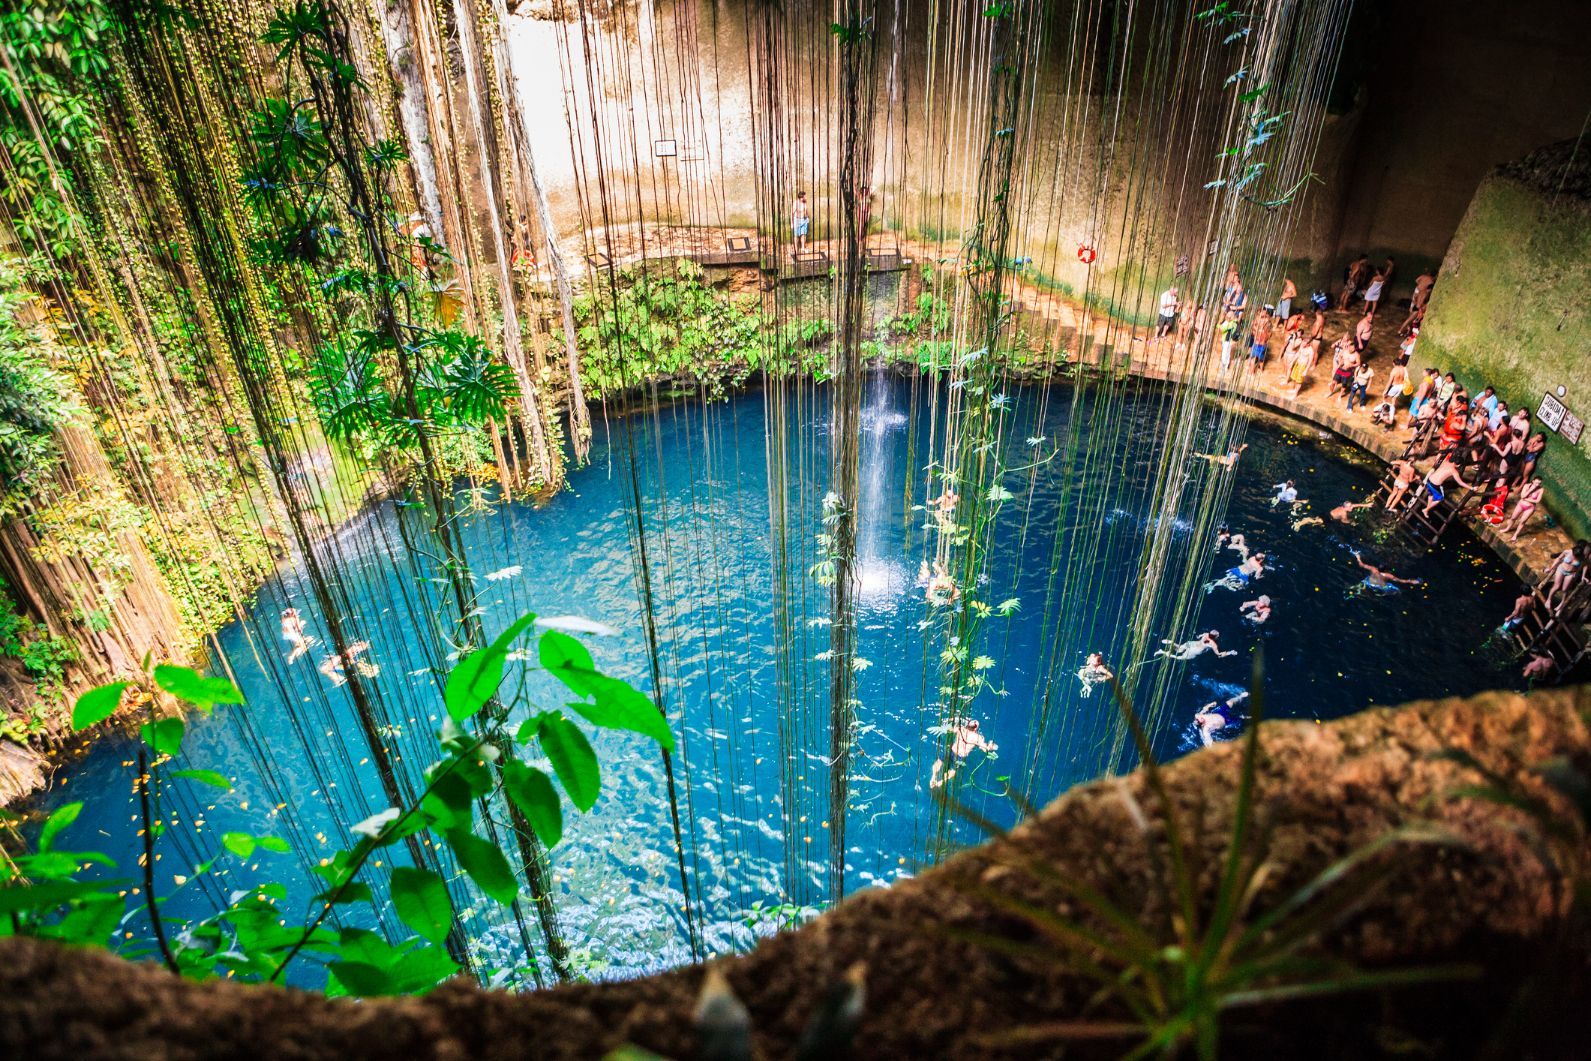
[855,364,906,599]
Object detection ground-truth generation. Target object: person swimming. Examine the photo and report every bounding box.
[1155,630,1238,661]
[319,640,378,686]
[1271,480,1299,507]
[1291,515,1324,531]
[1196,443,1248,469]
[1330,499,1374,524]
[1194,691,1249,747]
[922,559,960,606]
[1239,595,1272,624]
[1205,552,1266,593]
[1349,550,1421,594]
[929,717,998,789]
[281,607,314,663]
[1076,652,1114,698]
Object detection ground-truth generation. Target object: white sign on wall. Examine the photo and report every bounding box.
[1538,392,1566,431]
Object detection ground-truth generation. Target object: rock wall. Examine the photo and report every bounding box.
[3,684,1586,1059]
[1419,141,1591,541]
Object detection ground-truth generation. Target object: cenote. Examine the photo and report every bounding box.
[34,377,1521,982]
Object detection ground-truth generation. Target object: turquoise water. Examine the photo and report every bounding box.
[33,378,1521,980]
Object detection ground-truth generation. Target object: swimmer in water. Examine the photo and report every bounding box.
[1350,550,1421,592]
[1155,630,1238,661]
[1076,652,1115,698]
[929,717,998,789]
[930,489,959,530]
[281,607,314,663]
[1205,552,1267,593]
[1195,443,1248,469]
[319,640,378,686]
[1271,480,1299,507]
[1239,595,1272,624]
[1330,498,1375,524]
[923,559,960,606]
[1194,691,1249,747]
[1522,653,1556,683]
[1291,515,1324,531]
[1223,532,1250,560]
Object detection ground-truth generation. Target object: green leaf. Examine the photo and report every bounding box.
[153,665,244,712]
[446,829,519,905]
[71,681,128,730]
[566,677,674,752]
[390,867,452,944]
[139,717,185,757]
[537,629,598,696]
[37,802,81,852]
[327,960,391,997]
[420,770,474,831]
[256,836,291,854]
[444,611,538,721]
[169,769,232,791]
[502,761,563,847]
[0,879,126,915]
[538,715,600,812]
[221,832,256,859]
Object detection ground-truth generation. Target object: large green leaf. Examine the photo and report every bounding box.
[71,681,128,731]
[37,802,80,852]
[445,829,518,905]
[169,768,232,791]
[444,611,538,721]
[537,629,599,696]
[390,867,453,945]
[503,760,563,847]
[153,665,244,712]
[567,676,674,752]
[139,717,185,757]
[538,715,600,812]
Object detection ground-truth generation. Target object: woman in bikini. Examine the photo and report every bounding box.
[1501,477,1546,542]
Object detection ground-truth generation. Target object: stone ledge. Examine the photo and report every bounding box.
[2,684,1587,1059]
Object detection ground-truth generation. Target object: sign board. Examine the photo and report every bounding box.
[1538,392,1566,431]
[653,138,678,157]
[1561,408,1584,446]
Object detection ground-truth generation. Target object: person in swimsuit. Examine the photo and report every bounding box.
[1196,443,1248,469]
[281,608,314,663]
[792,191,810,255]
[1361,270,1386,315]
[1205,552,1266,593]
[1277,277,1296,321]
[1351,551,1421,592]
[929,717,997,789]
[1331,498,1375,524]
[1419,451,1479,517]
[319,641,378,686]
[1522,653,1557,683]
[1076,653,1115,698]
[1543,542,1588,610]
[1327,339,1357,398]
[1384,460,1420,511]
[1156,630,1238,661]
[1271,481,1299,507]
[1195,691,1249,747]
[1501,477,1546,541]
[1239,595,1272,624]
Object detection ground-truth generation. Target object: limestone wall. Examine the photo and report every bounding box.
[1419,143,1591,540]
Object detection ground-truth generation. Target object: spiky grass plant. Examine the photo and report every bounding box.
[950,649,1476,1059]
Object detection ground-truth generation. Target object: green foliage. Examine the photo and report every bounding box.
[0,259,76,501]
[3,608,673,998]
[0,0,109,258]
[954,653,1476,1058]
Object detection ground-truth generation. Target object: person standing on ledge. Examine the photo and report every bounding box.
[1156,285,1179,338]
[792,190,810,257]
[1277,276,1296,321]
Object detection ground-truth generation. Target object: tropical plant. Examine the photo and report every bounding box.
[949,652,1475,1059]
[1,609,672,995]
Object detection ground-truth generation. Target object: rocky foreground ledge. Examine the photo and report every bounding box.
[3,686,1588,1059]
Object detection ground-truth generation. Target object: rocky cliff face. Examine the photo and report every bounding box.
[3,684,1587,1059]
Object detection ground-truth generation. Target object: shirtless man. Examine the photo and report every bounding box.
[1076,653,1115,698]
[1206,552,1266,593]
[319,641,378,686]
[1156,630,1238,661]
[930,717,998,789]
[792,191,810,255]
[1351,551,1421,591]
[1196,443,1248,469]
[930,489,959,530]
[1331,498,1375,524]
[1195,691,1249,747]
[1239,595,1272,624]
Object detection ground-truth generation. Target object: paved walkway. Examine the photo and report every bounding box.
[551,223,1572,587]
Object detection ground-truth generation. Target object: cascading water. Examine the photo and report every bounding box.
[856,364,908,598]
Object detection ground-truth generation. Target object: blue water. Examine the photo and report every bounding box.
[32,378,1521,981]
